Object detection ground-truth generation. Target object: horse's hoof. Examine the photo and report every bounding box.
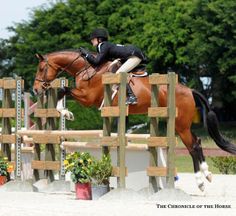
[206,173,212,182]
[198,183,205,192]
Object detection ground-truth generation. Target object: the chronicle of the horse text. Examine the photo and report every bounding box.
[156,204,231,209]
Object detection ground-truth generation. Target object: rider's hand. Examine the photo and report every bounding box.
[79,47,89,57]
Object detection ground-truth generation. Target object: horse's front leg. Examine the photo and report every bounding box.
[57,87,71,100]
[56,87,74,121]
[59,87,90,105]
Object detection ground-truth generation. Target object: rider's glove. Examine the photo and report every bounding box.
[79,47,89,57]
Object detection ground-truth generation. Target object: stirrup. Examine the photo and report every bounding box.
[126,96,137,105]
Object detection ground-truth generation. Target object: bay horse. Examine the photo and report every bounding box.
[33,50,236,191]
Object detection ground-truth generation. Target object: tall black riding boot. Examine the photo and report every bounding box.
[126,83,137,105]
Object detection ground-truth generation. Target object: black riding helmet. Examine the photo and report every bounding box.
[90,28,109,41]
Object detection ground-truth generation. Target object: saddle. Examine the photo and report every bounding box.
[129,65,148,77]
[81,59,148,81]
[109,60,148,77]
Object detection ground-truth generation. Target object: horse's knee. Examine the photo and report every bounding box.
[58,87,71,100]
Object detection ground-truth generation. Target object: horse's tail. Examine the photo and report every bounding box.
[192,89,236,154]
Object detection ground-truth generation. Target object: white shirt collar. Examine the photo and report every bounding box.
[97,42,103,53]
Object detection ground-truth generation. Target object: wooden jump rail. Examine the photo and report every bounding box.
[17,73,129,186]
[148,72,177,191]
[13,73,177,192]
[23,78,68,182]
[19,131,149,149]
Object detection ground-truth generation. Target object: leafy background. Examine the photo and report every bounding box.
[0,0,236,124]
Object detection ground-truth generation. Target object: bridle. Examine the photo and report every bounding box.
[35,53,91,91]
[35,56,58,90]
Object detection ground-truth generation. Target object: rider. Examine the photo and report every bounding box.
[79,28,146,105]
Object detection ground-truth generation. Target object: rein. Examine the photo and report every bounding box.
[59,54,82,76]
[35,51,110,92]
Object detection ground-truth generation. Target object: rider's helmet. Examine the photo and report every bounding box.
[90,28,109,41]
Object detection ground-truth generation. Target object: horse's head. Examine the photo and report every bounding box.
[33,51,89,96]
[33,53,60,96]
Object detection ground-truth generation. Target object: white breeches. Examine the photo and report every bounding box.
[116,56,142,73]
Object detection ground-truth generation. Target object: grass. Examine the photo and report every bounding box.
[176,156,220,174]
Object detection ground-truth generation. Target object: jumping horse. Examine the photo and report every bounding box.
[33,50,236,191]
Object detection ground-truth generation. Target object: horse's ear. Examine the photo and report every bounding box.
[35,53,45,61]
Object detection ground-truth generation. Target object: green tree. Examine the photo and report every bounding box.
[182,0,236,117]
[0,0,235,119]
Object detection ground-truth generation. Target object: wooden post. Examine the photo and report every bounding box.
[149,81,159,192]
[166,72,176,188]
[23,92,31,129]
[45,88,57,183]
[102,83,112,156]
[1,78,13,161]
[117,73,127,188]
[34,93,45,181]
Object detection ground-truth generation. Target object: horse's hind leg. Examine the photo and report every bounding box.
[191,132,212,182]
[178,128,206,191]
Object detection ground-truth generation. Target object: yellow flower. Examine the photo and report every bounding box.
[64,160,69,166]
[88,159,92,163]
[79,159,83,163]
[7,165,14,173]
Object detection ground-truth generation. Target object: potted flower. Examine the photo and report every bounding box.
[90,154,112,200]
[0,155,13,185]
[64,151,93,200]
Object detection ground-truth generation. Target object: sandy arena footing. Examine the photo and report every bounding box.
[0,173,235,216]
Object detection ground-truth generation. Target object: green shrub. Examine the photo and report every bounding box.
[64,152,94,183]
[210,156,236,174]
[66,100,103,130]
[128,114,149,127]
[65,100,149,130]
[90,154,112,185]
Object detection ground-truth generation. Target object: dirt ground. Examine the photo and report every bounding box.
[0,173,236,216]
